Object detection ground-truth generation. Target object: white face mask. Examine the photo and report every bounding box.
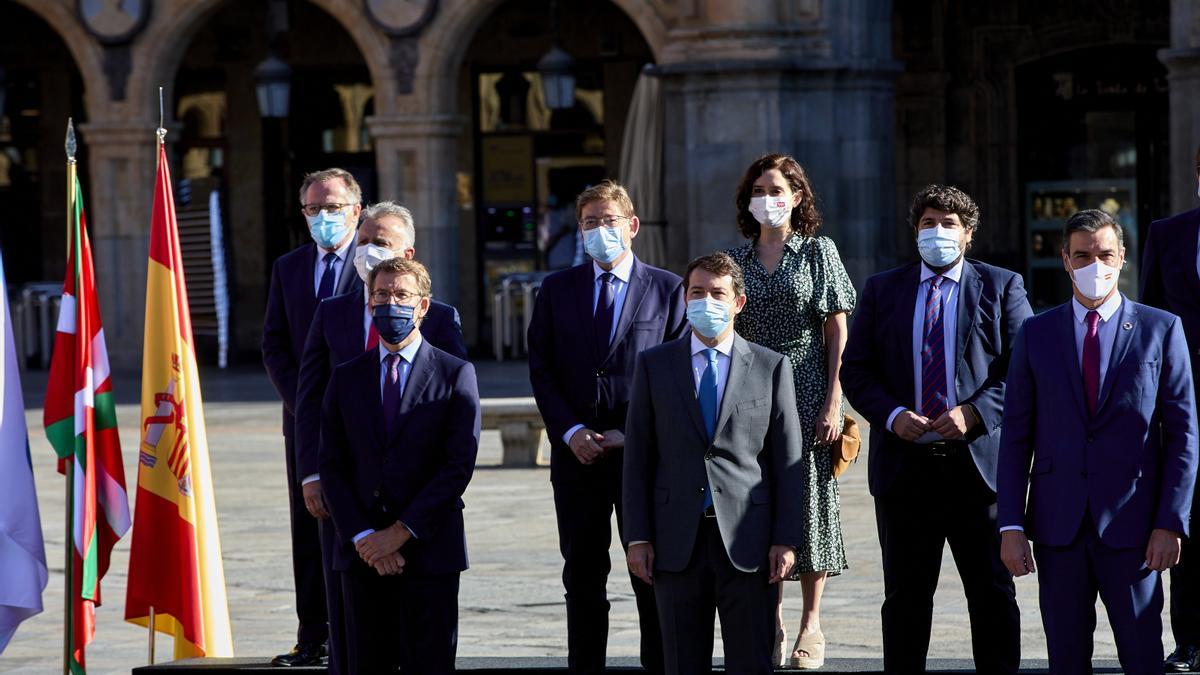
[353,243,399,283]
[748,195,792,229]
[1071,260,1120,301]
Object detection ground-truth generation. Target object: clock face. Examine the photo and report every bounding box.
[366,0,436,36]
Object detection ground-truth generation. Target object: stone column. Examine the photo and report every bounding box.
[656,0,900,285]
[77,118,159,370]
[366,114,467,307]
[1160,45,1200,214]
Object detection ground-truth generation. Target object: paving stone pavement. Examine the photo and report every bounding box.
[2,365,1161,673]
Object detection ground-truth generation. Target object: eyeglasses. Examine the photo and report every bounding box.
[579,215,630,230]
[370,290,425,304]
[301,203,351,217]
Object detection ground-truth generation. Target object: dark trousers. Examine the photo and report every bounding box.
[1036,516,1164,675]
[341,568,460,674]
[874,449,1020,675]
[318,519,346,675]
[1170,522,1200,646]
[283,431,329,646]
[552,450,663,674]
[654,517,775,675]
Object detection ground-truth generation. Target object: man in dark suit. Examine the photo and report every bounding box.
[1140,145,1200,672]
[262,168,363,666]
[294,200,466,674]
[319,256,480,674]
[623,252,804,675]
[999,208,1198,675]
[841,185,1030,674]
[527,180,686,674]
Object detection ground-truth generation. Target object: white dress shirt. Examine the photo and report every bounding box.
[886,259,963,441]
[312,236,353,295]
[999,292,1123,535]
[561,253,636,444]
[347,335,422,545]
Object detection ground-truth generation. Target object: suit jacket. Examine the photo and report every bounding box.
[841,258,1033,496]
[622,333,805,573]
[527,256,687,481]
[263,241,362,436]
[295,290,468,481]
[1141,206,1200,357]
[319,342,481,575]
[996,296,1198,548]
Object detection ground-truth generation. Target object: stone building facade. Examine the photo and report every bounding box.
[3,0,1199,367]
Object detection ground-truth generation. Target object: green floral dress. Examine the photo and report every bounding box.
[727,235,857,577]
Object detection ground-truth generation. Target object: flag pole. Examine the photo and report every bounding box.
[148,608,155,664]
[145,87,165,667]
[63,117,76,675]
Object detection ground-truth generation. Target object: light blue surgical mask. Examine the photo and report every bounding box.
[687,298,732,339]
[916,225,962,268]
[306,210,351,249]
[583,225,627,264]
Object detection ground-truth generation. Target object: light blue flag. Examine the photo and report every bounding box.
[0,251,47,653]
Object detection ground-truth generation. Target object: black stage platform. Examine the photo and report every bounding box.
[133,657,1127,673]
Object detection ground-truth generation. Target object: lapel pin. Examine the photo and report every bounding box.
[1122,322,1132,330]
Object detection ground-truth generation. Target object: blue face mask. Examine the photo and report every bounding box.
[306,210,351,249]
[583,225,627,264]
[916,225,962,268]
[372,303,417,345]
[686,298,732,339]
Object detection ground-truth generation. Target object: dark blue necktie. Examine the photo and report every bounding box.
[920,276,948,419]
[383,353,402,435]
[595,272,615,349]
[698,348,719,511]
[317,252,338,300]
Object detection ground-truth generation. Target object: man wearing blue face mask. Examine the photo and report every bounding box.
[293,200,467,674]
[319,256,480,674]
[622,252,804,674]
[528,180,686,674]
[263,167,364,667]
[841,184,1031,674]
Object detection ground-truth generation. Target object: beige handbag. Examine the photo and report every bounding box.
[831,415,861,479]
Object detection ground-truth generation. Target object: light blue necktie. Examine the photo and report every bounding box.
[698,348,719,511]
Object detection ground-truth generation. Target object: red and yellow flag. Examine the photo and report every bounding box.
[43,165,131,675]
[124,137,233,658]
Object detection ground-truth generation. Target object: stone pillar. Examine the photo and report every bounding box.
[366,114,467,307]
[1161,0,1200,214]
[657,0,900,285]
[77,118,159,369]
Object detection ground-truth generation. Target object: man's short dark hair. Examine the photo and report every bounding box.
[685,252,745,297]
[368,257,432,297]
[1061,209,1124,251]
[908,184,980,232]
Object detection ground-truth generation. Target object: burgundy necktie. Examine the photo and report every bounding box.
[366,323,380,350]
[920,276,948,419]
[1082,310,1100,417]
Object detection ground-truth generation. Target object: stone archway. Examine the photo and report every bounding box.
[9,0,106,106]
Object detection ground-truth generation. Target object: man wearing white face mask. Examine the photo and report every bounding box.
[528,180,686,674]
[293,201,466,674]
[262,168,364,667]
[842,184,1030,674]
[998,209,1198,675]
[1140,144,1200,673]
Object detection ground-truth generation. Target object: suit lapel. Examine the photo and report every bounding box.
[349,291,368,351]
[298,243,320,318]
[335,238,360,296]
[1095,297,1137,416]
[670,337,708,441]
[603,257,647,364]
[955,262,982,380]
[896,263,921,407]
[1058,303,1088,421]
[349,351,387,449]
[1184,218,1200,297]
[389,345,435,443]
[713,335,753,440]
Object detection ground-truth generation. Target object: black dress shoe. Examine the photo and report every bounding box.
[1165,645,1200,672]
[271,642,327,667]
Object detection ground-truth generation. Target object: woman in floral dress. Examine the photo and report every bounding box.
[726,153,856,670]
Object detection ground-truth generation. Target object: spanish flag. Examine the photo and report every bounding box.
[124,135,233,658]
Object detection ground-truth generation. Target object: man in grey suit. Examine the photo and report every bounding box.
[623,252,805,675]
